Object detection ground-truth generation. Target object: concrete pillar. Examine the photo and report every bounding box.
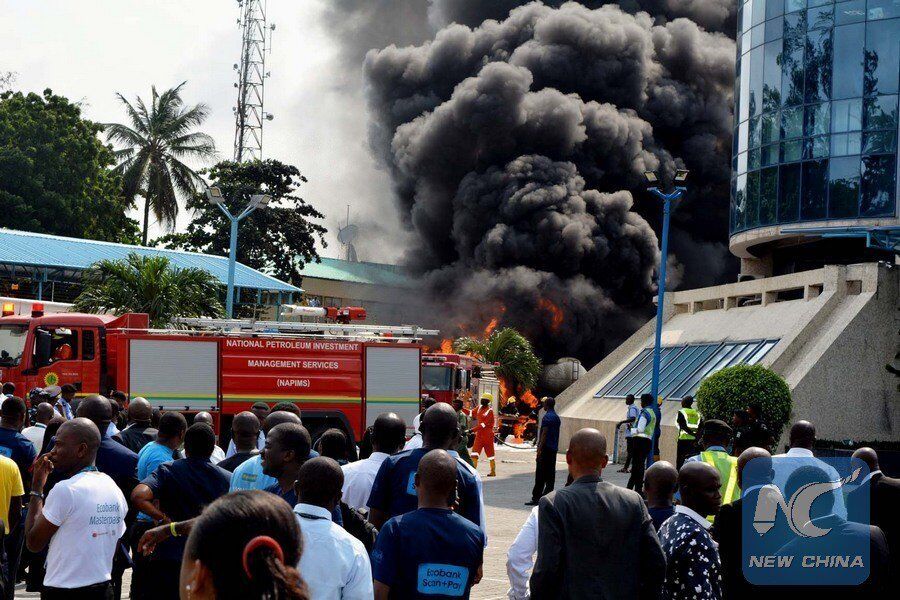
[739,254,773,280]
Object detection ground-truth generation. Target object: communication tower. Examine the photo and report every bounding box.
[233,0,275,162]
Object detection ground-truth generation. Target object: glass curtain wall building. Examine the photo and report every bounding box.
[731,0,900,272]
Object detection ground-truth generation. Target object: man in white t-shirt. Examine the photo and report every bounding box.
[24,417,128,599]
[23,402,55,452]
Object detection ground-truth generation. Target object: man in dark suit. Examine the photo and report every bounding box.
[848,447,900,571]
[711,446,772,599]
[530,428,665,599]
[118,397,158,454]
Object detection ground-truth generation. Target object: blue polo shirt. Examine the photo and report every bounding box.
[137,442,175,479]
[142,457,230,561]
[230,454,275,491]
[136,442,176,522]
[540,409,561,451]
[0,426,37,481]
[372,508,485,599]
[367,448,482,528]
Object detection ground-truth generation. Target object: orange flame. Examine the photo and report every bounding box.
[439,339,453,353]
[495,377,539,443]
[513,421,527,441]
[500,378,540,409]
[484,316,500,337]
[539,298,564,333]
[498,376,511,403]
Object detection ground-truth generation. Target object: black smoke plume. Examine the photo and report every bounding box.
[429,0,737,34]
[338,1,737,364]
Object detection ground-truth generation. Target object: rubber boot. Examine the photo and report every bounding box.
[488,459,496,477]
[472,455,478,468]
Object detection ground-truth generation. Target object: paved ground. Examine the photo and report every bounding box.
[470,444,628,599]
[17,446,627,599]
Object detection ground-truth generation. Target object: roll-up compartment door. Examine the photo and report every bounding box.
[129,339,218,411]
[365,346,421,431]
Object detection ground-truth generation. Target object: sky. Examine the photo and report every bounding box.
[0,0,402,261]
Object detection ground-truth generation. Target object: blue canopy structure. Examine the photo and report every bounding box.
[0,228,300,303]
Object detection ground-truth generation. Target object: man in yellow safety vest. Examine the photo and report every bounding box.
[685,419,739,522]
[675,396,700,469]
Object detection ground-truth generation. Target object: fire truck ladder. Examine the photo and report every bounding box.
[173,317,439,341]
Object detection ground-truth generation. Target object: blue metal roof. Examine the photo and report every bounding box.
[0,229,300,293]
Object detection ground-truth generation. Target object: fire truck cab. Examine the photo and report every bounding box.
[421,353,501,412]
[421,353,479,405]
[0,306,144,396]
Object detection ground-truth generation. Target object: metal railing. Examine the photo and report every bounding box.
[172,317,439,342]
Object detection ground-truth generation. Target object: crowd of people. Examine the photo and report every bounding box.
[617,394,774,494]
[0,383,497,599]
[507,407,897,600]
[0,380,897,600]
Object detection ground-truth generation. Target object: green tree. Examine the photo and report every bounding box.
[74,253,223,328]
[454,328,542,391]
[156,159,327,285]
[105,82,216,245]
[696,364,793,440]
[0,89,139,242]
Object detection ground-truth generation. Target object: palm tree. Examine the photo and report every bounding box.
[74,253,223,328]
[454,328,542,391]
[105,82,216,245]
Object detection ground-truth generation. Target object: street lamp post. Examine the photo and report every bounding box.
[643,169,689,461]
[206,186,272,319]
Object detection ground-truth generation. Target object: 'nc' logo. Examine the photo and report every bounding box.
[752,468,862,538]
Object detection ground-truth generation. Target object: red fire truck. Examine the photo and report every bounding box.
[0,303,435,441]
[421,353,501,411]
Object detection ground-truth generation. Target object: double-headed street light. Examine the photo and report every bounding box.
[643,168,689,461]
[205,186,272,319]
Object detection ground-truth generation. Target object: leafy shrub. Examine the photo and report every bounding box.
[696,364,792,439]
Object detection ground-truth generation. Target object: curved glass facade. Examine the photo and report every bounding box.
[732,0,900,235]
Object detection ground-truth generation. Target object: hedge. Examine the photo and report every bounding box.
[696,364,792,440]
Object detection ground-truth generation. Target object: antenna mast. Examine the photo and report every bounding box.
[233,0,274,162]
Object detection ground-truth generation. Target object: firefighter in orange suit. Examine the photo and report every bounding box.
[469,392,497,477]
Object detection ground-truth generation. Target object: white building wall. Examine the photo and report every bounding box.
[556,263,899,462]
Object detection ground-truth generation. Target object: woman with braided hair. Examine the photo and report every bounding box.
[178,490,309,600]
